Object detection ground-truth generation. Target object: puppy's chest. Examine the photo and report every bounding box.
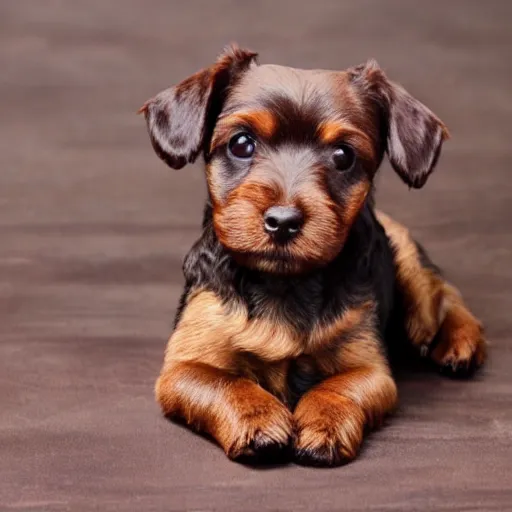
[231,282,363,360]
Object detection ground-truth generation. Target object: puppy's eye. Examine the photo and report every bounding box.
[228,133,256,160]
[332,144,355,171]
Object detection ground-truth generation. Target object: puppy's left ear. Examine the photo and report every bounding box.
[139,45,257,169]
[351,60,449,188]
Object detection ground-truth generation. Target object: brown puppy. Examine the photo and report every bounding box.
[140,45,487,466]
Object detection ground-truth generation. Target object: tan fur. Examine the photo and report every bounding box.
[156,362,292,460]
[165,290,377,366]
[163,290,299,369]
[294,394,366,462]
[342,180,371,232]
[158,290,295,459]
[377,210,487,369]
[212,110,277,150]
[307,301,373,354]
[162,290,240,371]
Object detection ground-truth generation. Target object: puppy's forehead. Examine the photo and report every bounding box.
[224,64,361,117]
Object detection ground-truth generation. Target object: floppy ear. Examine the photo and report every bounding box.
[351,60,449,188]
[139,45,257,169]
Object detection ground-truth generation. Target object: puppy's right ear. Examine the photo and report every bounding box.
[139,45,257,169]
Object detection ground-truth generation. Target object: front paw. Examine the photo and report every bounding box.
[223,396,293,463]
[293,394,365,467]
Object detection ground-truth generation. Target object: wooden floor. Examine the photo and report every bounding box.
[1,1,512,510]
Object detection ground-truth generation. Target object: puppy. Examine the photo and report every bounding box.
[140,45,487,466]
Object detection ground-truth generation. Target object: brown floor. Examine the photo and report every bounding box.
[1,1,512,510]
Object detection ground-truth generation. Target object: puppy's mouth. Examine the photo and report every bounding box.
[238,247,296,262]
[231,248,314,275]
[250,252,294,263]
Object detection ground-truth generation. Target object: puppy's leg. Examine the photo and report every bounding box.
[376,210,487,374]
[294,330,398,466]
[157,362,292,460]
[156,289,292,461]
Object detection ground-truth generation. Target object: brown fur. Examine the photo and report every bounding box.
[376,210,444,346]
[431,283,487,370]
[156,362,293,460]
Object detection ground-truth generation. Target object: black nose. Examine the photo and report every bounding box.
[264,206,304,243]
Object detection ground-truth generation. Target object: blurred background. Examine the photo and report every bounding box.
[1,1,511,510]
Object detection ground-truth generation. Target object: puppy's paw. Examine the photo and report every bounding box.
[405,304,440,357]
[224,397,293,463]
[432,314,487,377]
[293,395,365,467]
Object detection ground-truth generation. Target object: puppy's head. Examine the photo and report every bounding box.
[141,45,448,274]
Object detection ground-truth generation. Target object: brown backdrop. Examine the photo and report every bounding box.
[1,1,511,510]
